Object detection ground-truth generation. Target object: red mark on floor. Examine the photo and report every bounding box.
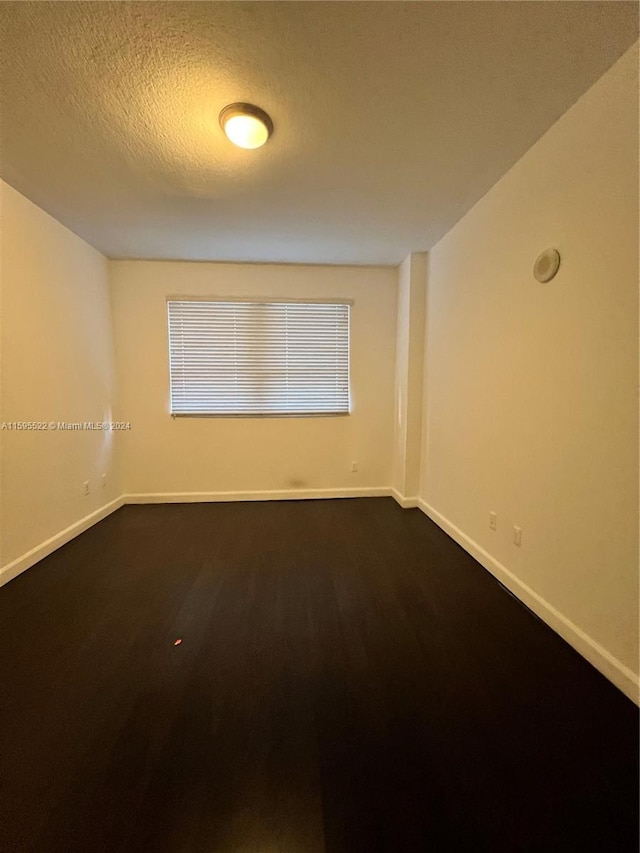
[173,639,182,646]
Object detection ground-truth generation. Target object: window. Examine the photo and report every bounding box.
[167,299,350,416]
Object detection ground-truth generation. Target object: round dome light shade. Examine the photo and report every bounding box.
[219,103,273,149]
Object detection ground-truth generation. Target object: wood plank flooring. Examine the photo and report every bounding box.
[0,499,637,852]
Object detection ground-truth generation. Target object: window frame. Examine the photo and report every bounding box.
[166,296,353,418]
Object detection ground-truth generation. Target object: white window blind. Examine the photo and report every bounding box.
[167,300,350,416]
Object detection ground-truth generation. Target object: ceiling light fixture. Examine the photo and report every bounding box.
[219,103,273,150]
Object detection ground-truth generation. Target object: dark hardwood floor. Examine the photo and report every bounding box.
[0,499,637,852]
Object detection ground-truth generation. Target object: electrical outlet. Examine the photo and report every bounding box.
[83,481,90,496]
[513,525,522,547]
[489,511,497,531]
[351,461,359,473]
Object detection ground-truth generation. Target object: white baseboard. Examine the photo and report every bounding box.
[418,499,639,705]
[390,489,419,509]
[125,486,391,504]
[0,496,125,589]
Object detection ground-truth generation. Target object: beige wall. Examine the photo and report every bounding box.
[0,181,120,573]
[392,253,427,501]
[421,44,639,691]
[109,261,397,497]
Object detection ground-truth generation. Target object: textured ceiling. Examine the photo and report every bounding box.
[0,1,637,265]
